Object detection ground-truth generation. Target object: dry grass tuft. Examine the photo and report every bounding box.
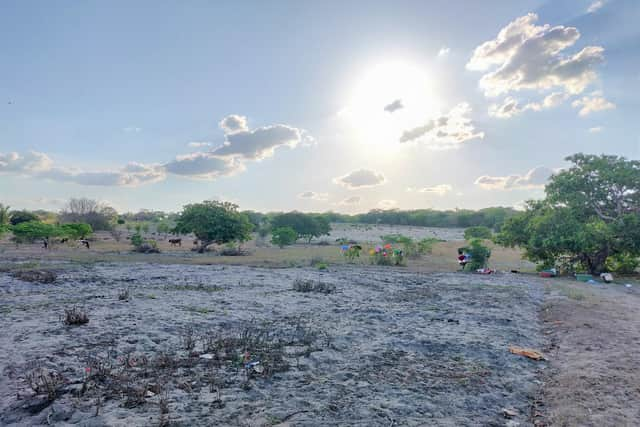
[292,278,336,294]
[61,306,89,325]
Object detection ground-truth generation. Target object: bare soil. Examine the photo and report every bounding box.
[0,262,546,426]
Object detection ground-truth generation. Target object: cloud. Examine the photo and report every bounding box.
[587,0,604,13]
[488,92,568,118]
[571,94,615,116]
[219,114,248,134]
[588,126,603,133]
[0,151,53,173]
[340,196,361,205]
[333,169,386,189]
[163,152,244,179]
[437,47,450,57]
[188,141,212,148]
[123,126,142,133]
[399,103,484,149]
[378,199,397,209]
[407,184,453,196]
[475,166,554,190]
[384,99,404,113]
[298,191,329,201]
[214,124,305,160]
[467,13,604,98]
[1,115,311,186]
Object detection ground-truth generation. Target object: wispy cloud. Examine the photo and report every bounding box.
[475,166,554,190]
[333,169,386,189]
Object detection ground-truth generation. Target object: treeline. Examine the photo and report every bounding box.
[242,207,518,231]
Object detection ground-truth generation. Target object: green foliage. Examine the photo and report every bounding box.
[464,226,493,241]
[605,253,639,275]
[498,154,640,274]
[270,212,331,243]
[0,203,10,226]
[173,200,253,253]
[130,233,159,253]
[465,239,492,270]
[380,234,437,258]
[271,227,298,248]
[58,223,92,239]
[131,233,144,248]
[369,245,405,266]
[11,221,60,243]
[117,218,126,225]
[342,245,361,262]
[10,210,39,226]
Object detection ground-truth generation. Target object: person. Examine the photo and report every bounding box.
[457,248,468,270]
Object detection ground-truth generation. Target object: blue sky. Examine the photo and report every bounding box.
[1,0,638,213]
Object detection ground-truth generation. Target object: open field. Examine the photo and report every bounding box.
[1,227,639,426]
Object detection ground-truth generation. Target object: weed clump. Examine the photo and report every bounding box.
[293,278,336,294]
[26,367,65,401]
[62,306,89,325]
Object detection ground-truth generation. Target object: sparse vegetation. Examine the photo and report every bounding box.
[62,306,89,325]
[292,278,336,294]
[271,226,298,248]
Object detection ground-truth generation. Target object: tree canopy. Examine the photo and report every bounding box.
[9,210,40,225]
[498,154,640,274]
[270,212,331,243]
[173,201,253,253]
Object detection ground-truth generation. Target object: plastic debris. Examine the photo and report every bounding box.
[145,390,156,398]
[508,346,545,361]
[600,273,613,283]
[199,353,214,360]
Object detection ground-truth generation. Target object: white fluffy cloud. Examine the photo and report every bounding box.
[298,191,329,201]
[333,169,386,189]
[475,166,554,190]
[407,184,453,196]
[488,92,568,118]
[571,94,615,116]
[467,13,604,98]
[399,103,484,149]
[0,151,53,173]
[218,114,248,134]
[215,123,305,160]
[163,152,243,179]
[587,0,605,13]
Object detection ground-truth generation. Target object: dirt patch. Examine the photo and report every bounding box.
[0,262,545,426]
[539,280,640,426]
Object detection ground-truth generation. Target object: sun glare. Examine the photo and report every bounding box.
[341,60,440,150]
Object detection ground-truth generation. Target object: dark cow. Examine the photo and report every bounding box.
[169,238,182,247]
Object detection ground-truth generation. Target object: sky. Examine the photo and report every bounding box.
[1,0,639,213]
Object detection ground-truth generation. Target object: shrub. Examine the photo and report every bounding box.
[9,210,40,225]
[62,306,89,325]
[606,253,639,275]
[464,226,493,240]
[59,222,93,240]
[369,244,405,266]
[11,221,60,243]
[341,244,361,262]
[271,226,298,248]
[292,278,336,294]
[130,233,160,253]
[466,239,492,270]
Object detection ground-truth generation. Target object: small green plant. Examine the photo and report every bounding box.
[271,226,298,248]
[316,262,328,270]
[130,233,160,253]
[465,239,492,270]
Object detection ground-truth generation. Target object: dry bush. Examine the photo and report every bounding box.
[26,367,65,401]
[11,269,56,284]
[292,278,336,294]
[62,306,89,325]
[118,288,131,301]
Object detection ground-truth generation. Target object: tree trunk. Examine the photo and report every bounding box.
[586,250,609,275]
[198,241,211,254]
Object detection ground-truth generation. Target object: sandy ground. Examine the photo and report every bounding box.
[538,279,640,426]
[0,262,546,426]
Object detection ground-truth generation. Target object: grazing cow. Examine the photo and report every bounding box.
[169,238,182,247]
[60,238,69,244]
[42,238,49,250]
[78,239,90,249]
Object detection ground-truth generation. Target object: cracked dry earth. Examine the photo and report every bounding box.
[0,262,546,426]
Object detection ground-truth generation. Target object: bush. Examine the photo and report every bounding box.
[341,244,361,262]
[59,223,93,240]
[464,226,493,240]
[11,221,60,243]
[130,233,160,253]
[381,234,436,258]
[9,210,40,225]
[369,244,405,266]
[606,253,639,275]
[271,227,298,248]
[466,239,492,270]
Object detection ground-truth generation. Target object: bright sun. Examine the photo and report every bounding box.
[341,60,440,149]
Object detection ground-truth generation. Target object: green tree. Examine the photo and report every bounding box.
[10,210,39,225]
[11,221,61,243]
[464,226,493,241]
[59,223,93,240]
[271,226,298,248]
[270,212,331,243]
[173,200,253,253]
[157,222,171,237]
[498,154,640,274]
